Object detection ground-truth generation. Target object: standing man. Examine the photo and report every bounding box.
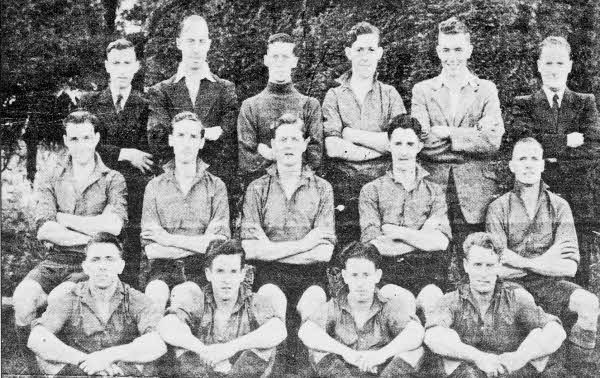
[147,15,239,218]
[411,17,504,264]
[359,114,451,318]
[28,233,166,376]
[141,112,230,311]
[241,114,335,374]
[12,111,127,366]
[323,21,407,247]
[486,137,599,376]
[158,240,287,377]
[511,36,600,286]
[237,33,323,186]
[425,232,567,377]
[81,38,152,288]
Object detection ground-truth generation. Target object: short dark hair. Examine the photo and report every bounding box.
[85,232,123,257]
[267,33,297,55]
[170,111,205,138]
[340,241,381,269]
[178,14,209,38]
[63,110,100,134]
[539,36,571,58]
[106,38,136,58]
[205,239,246,269]
[438,17,470,42]
[463,232,502,260]
[270,113,304,139]
[345,21,380,47]
[386,114,422,140]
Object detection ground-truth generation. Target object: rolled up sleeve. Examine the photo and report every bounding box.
[359,182,383,243]
[205,178,231,238]
[514,288,561,332]
[34,174,58,232]
[105,171,128,224]
[240,181,264,240]
[322,89,343,139]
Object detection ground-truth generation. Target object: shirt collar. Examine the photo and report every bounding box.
[336,70,380,88]
[338,287,385,320]
[386,163,430,189]
[542,86,566,107]
[458,280,504,308]
[77,280,126,311]
[432,69,480,91]
[511,180,550,197]
[175,63,216,83]
[162,157,210,182]
[204,282,253,314]
[266,163,315,184]
[110,85,132,106]
[58,152,110,177]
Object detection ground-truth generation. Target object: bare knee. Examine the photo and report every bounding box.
[570,289,600,319]
[258,283,287,319]
[170,281,203,311]
[145,280,171,309]
[13,280,47,326]
[380,284,416,313]
[297,285,326,320]
[416,284,443,316]
[48,281,76,303]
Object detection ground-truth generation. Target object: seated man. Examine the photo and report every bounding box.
[28,233,166,376]
[359,114,451,318]
[238,32,323,185]
[486,137,599,375]
[158,240,287,377]
[241,113,335,372]
[425,232,567,377]
[323,21,407,246]
[299,242,424,377]
[13,111,127,358]
[141,111,230,310]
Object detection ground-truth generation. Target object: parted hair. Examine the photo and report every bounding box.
[62,110,100,134]
[386,114,423,140]
[463,232,503,259]
[512,137,544,158]
[438,17,470,41]
[106,38,136,58]
[85,232,123,257]
[178,14,209,38]
[340,241,381,269]
[539,36,571,58]
[270,113,304,139]
[267,33,297,55]
[205,239,246,269]
[169,111,205,138]
[345,21,380,47]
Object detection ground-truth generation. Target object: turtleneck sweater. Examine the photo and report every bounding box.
[237,81,323,181]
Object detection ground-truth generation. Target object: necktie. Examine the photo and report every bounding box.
[552,93,559,127]
[115,94,124,113]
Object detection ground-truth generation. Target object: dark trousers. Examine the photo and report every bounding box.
[57,361,150,376]
[443,361,567,378]
[177,350,268,378]
[313,353,416,378]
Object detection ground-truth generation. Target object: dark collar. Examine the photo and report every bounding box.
[266,81,296,95]
[203,283,253,314]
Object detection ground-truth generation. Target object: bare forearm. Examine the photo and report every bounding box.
[371,237,416,256]
[424,327,484,363]
[383,225,449,252]
[325,137,383,161]
[299,321,353,357]
[228,319,286,352]
[276,243,333,264]
[242,239,311,261]
[498,265,528,279]
[28,326,87,365]
[37,221,90,247]
[58,212,123,236]
[145,244,195,259]
[105,333,166,363]
[516,323,566,363]
[521,257,577,277]
[344,129,389,154]
[169,233,226,254]
[379,321,424,359]
[158,315,206,354]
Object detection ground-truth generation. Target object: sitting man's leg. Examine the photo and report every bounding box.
[13,278,47,330]
[177,350,214,377]
[145,279,170,310]
[416,284,444,321]
[380,346,425,377]
[297,285,326,321]
[447,361,487,378]
[228,350,270,378]
[567,288,599,370]
[379,284,417,314]
[312,353,354,377]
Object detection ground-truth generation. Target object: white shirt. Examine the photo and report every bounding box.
[440,67,478,119]
[110,85,131,109]
[542,86,566,108]
[174,63,215,105]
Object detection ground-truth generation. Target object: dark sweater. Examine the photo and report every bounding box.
[237,82,323,180]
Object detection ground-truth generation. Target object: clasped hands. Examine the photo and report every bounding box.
[77,350,123,376]
[472,351,530,377]
[341,349,389,374]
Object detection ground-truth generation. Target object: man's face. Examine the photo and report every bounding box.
[436,33,472,76]
[345,33,383,80]
[509,142,545,186]
[271,123,308,167]
[342,257,381,302]
[389,128,422,170]
[264,42,298,83]
[537,45,572,91]
[205,254,245,301]
[168,119,205,164]
[82,243,125,289]
[63,122,99,165]
[176,20,211,71]
[105,48,139,90]
[463,245,499,295]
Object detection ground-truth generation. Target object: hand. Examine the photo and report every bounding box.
[340,349,362,368]
[499,352,529,374]
[204,126,223,141]
[500,249,526,268]
[473,353,506,377]
[478,116,497,130]
[79,350,115,375]
[213,359,232,374]
[381,224,406,240]
[566,132,584,148]
[257,143,274,161]
[545,241,577,259]
[246,224,269,241]
[120,148,154,173]
[141,226,173,246]
[199,343,237,367]
[342,127,357,142]
[430,126,451,139]
[355,350,387,374]
[303,228,335,248]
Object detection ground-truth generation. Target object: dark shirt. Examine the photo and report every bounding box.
[307,288,417,351]
[359,165,451,243]
[486,182,579,267]
[241,164,335,245]
[237,82,323,179]
[426,281,560,353]
[33,281,161,353]
[323,72,406,180]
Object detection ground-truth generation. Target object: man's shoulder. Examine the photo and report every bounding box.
[210,73,235,89]
[412,76,439,93]
[123,283,155,310]
[545,189,571,210]
[149,74,178,91]
[473,77,498,92]
[312,174,333,192]
[488,191,512,211]
[247,173,272,192]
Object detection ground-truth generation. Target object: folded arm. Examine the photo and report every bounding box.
[382,224,449,252]
[227,317,287,352]
[342,128,390,154]
[424,326,487,364]
[37,221,91,247]
[144,243,195,260]
[276,243,334,264]
[28,325,87,365]
[93,332,166,364]
[299,320,356,358]
[325,136,384,161]
[57,211,124,236]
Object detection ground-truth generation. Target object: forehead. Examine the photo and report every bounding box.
[267,41,295,56]
[210,254,242,269]
[351,33,379,48]
[345,257,376,272]
[390,127,419,143]
[274,123,303,138]
[86,242,121,259]
[65,121,95,136]
[438,32,470,47]
[539,45,570,61]
[180,19,209,39]
[107,48,137,61]
[172,119,202,134]
[512,142,543,159]
[466,245,499,263]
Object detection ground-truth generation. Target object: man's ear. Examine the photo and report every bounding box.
[465,43,473,60]
[117,259,125,275]
[508,159,516,174]
[104,60,110,73]
[374,269,382,284]
[344,47,352,61]
[176,37,183,51]
[376,46,383,60]
[205,267,212,282]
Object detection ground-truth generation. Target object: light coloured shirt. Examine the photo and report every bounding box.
[174,63,216,104]
[110,85,131,108]
[440,68,479,120]
[542,86,566,108]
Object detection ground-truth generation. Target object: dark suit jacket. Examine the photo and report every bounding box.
[511,88,600,160]
[80,88,152,224]
[146,73,238,187]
